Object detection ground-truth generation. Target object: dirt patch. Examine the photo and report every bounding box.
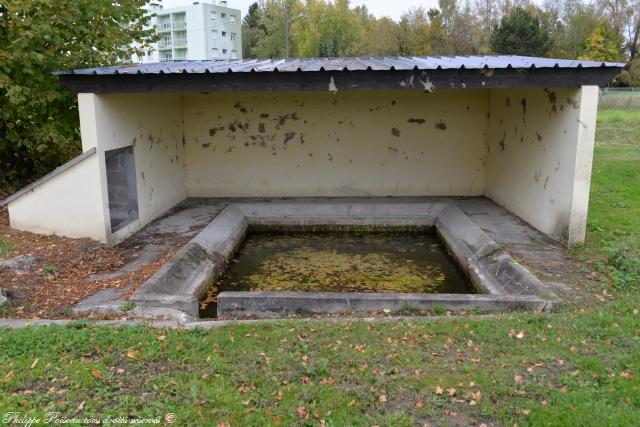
[0,203,211,319]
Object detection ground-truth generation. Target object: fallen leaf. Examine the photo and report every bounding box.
[157,335,166,341]
[516,330,525,339]
[447,388,456,397]
[620,371,634,379]
[127,350,138,359]
[378,395,387,404]
[514,374,524,383]
[296,406,307,419]
[90,370,102,379]
[415,400,424,408]
[435,386,444,395]
[77,401,85,411]
[31,358,39,369]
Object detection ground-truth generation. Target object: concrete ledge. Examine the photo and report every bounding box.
[436,204,554,298]
[129,205,247,320]
[130,242,219,318]
[191,205,248,260]
[110,201,554,321]
[218,291,554,318]
[1,148,97,206]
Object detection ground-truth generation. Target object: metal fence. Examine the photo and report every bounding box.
[599,87,640,109]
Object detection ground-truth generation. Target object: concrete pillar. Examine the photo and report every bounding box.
[567,85,598,244]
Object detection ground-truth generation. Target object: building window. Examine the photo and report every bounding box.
[222,49,227,55]
[230,32,236,41]
[222,31,227,37]
[210,11,217,20]
[211,30,217,39]
[163,52,173,61]
[221,13,226,18]
[231,50,237,59]
[230,15,236,23]
[212,48,219,57]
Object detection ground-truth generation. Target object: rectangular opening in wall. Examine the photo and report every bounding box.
[106,146,139,233]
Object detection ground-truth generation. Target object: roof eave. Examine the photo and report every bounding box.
[57,66,622,95]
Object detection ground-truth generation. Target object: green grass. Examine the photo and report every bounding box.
[0,108,639,425]
[0,300,638,425]
[579,109,640,288]
[0,235,11,258]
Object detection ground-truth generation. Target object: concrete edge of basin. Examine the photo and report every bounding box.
[78,201,556,321]
[217,291,555,318]
[435,204,557,301]
[128,205,247,319]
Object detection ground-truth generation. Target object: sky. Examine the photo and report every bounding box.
[162,0,442,22]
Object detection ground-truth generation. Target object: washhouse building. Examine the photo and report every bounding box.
[1,56,624,247]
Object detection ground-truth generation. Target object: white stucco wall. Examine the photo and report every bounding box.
[78,93,187,244]
[7,153,107,241]
[485,86,599,243]
[183,90,489,197]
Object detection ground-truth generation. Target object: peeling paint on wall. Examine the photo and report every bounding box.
[183,90,488,197]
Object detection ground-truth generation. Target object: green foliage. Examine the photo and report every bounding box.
[120,301,136,313]
[240,0,638,79]
[490,7,551,56]
[0,236,11,258]
[618,58,640,86]
[241,2,261,58]
[252,0,290,58]
[579,21,625,62]
[43,265,58,275]
[291,0,364,57]
[0,1,157,186]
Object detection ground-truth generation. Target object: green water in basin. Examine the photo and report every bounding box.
[200,231,475,318]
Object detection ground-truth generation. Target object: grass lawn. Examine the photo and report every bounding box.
[0,108,639,426]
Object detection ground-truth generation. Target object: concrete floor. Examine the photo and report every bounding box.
[75,196,585,315]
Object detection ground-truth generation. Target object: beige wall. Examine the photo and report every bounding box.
[7,154,107,241]
[7,87,599,245]
[485,86,598,243]
[183,90,489,197]
[78,93,187,244]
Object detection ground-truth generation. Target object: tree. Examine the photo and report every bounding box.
[291,0,364,57]
[579,21,625,61]
[490,6,552,56]
[0,0,155,186]
[253,0,290,58]
[242,2,261,58]
[352,17,401,56]
[397,7,431,55]
[546,1,601,59]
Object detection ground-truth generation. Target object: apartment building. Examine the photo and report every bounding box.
[134,1,242,63]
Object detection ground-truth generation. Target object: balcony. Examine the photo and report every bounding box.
[173,39,187,48]
[157,22,172,32]
[158,40,172,49]
[173,21,186,30]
